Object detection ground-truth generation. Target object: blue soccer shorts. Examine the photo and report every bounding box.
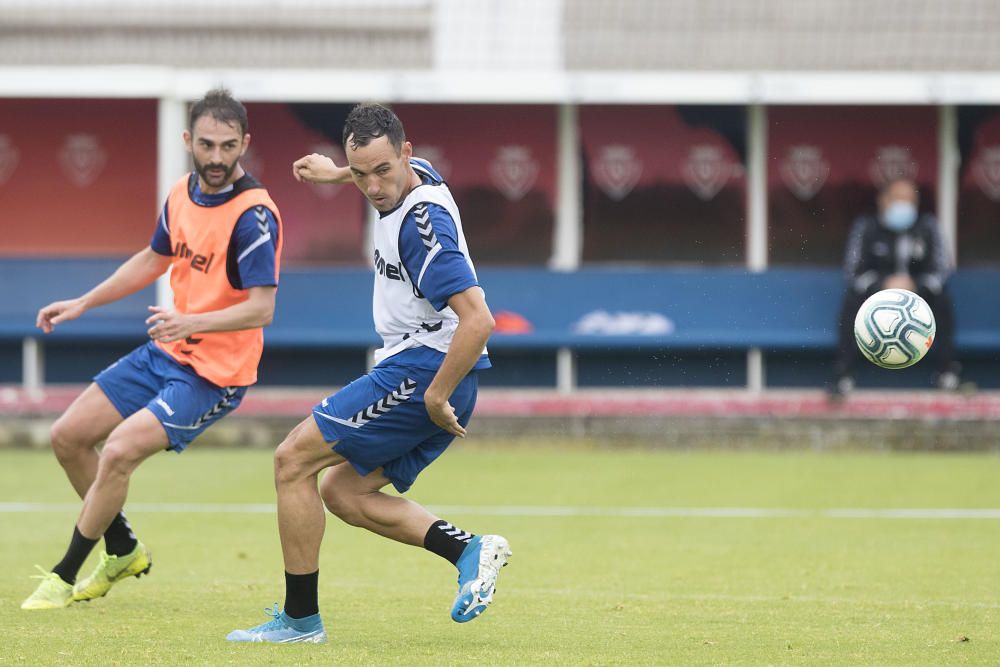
[311,363,479,493]
[94,341,247,452]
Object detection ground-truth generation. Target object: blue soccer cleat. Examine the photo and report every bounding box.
[450,534,512,623]
[226,604,327,644]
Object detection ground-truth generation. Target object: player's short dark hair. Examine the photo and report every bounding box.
[189,88,249,136]
[342,103,405,153]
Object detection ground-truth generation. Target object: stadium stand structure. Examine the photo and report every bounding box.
[0,1,432,68]
[563,0,1000,71]
[3,0,1000,72]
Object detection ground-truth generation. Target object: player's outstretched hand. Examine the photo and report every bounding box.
[425,396,466,438]
[293,153,345,184]
[36,298,86,333]
[146,306,198,343]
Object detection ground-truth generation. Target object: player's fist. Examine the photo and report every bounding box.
[36,298,86,333]
[292,153,344,184]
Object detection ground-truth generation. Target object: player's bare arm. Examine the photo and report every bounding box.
[423,287,495,437]
[292,153,353,184]
[146,285,276,343]
[36,247,171,334]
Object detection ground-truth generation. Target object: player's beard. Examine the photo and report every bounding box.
[193,155,238,188]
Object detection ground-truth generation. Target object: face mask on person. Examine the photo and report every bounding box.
[883,201,918,231]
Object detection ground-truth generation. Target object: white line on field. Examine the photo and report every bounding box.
[3,502,1000,519]
[506,588,1000,611]
[315,580,1000,611]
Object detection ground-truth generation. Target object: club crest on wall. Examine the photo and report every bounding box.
[592,144,643,201]
[490,146,538,201]
[780,145,829,201]
[683,145,736,201]
[59,134,107,187]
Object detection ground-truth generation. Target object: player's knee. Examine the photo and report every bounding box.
[99,438,145,477]
[273,436,309,486]
[50,418,88,462]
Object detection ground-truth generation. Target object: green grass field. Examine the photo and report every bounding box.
[3,443,1000,665]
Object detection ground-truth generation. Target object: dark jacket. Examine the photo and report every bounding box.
[842,212,950,295]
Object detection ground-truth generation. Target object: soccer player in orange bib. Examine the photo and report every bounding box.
[22,89,283,610]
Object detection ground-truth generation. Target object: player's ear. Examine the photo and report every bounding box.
[401,141,413,160]
[241,133,251,156]
[182,130,193,153]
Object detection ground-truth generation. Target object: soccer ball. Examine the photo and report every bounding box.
[853,288,936,369]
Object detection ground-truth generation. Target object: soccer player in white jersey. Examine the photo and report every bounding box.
[227,103,510,644]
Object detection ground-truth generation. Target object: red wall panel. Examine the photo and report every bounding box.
[0,99,157,256]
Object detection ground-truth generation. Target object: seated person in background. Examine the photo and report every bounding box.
[830,177,963,397]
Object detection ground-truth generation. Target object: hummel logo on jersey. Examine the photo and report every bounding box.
[413,204,439,251]
[373,249,406,282]
[315,378,417,429]
[173,241,215,273]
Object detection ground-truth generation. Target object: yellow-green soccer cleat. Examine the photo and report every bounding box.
[72,542,152,602]
[21,568,74,610]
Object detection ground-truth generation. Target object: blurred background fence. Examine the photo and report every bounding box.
[2,0,1000,394]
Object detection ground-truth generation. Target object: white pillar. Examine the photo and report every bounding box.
[551,103,582,271]
[746,347,764,393]
[937,105,959,267]
[22,336,43,394]
[746,105,769,390]
[555,346,576,394]
[747,104,768,272]
[156,95,187,307]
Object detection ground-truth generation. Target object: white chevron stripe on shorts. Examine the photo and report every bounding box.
[345,378,417,428]
[163,387,239,430]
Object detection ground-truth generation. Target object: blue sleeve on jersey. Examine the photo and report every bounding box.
[233,206,279,288]
[150,202,172,256]
[398,203,478,311]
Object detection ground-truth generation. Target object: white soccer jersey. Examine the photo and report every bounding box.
[370,159,483,365]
